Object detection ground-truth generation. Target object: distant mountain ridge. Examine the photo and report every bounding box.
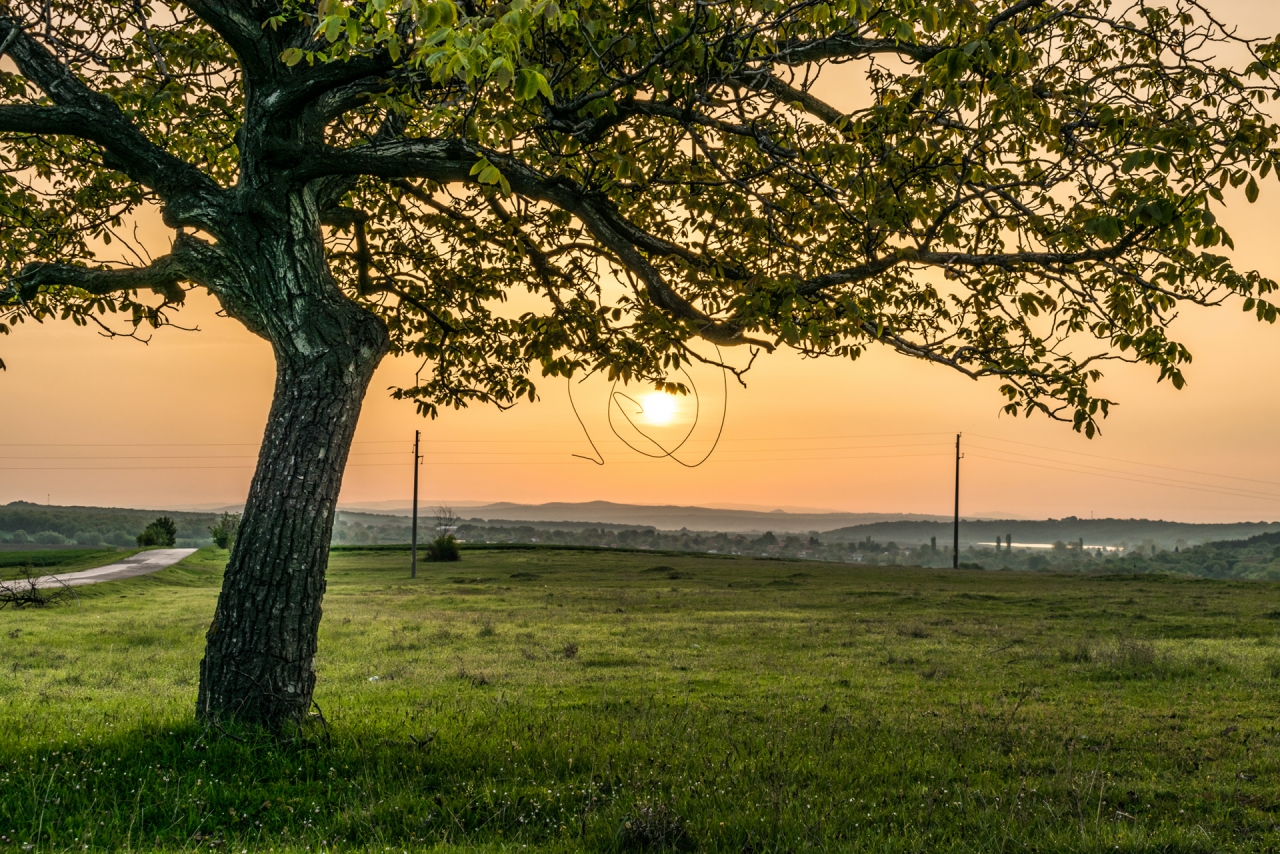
[5,500,1277,552]
[337,501,1280,548]
[339,499,950,533]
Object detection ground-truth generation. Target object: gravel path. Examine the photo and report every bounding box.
[30,548,199,589]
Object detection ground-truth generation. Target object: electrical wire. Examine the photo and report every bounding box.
[966,452,1280,504]
[2,423,1277,512]
[0,451,953,471]
[966,442,1280,500]
[968,432,1280,489]
[0,441,954,463]
[0,431,957,447]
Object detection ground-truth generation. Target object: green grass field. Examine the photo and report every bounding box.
[2,548,1279,852]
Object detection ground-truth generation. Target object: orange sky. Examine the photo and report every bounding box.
[2,1,1280,524]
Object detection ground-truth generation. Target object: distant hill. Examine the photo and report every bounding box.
[822,517,1280,550]
[8,499,1278,558]
[340,499,949,533]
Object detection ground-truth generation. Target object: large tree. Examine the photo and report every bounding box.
[2,0,1278,727]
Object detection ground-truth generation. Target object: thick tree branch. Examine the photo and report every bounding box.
[289,138,750,276]
[2,233,212,305]
[175,1,278,81]
[270,54,395,120]
[769,35,945,66]
[285,138,770,347]
[0,15,224,224]
[732,72,845,127]
[795,240,1143,295]
[986,0,1051,33]
[0,102,91,135]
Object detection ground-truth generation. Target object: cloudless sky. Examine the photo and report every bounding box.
[2,1,1279,522]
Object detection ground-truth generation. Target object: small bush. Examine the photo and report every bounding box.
[208,512,241,550]
[33,531,66,545]
[426,534,461,562]
[137,517,178,548]
[9,530,28,544]
[73,531,103,546]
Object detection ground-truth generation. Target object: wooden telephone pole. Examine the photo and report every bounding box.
[953,433,961,569]
[410,430,421,579]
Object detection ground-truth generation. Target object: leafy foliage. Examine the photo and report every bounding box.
[0,2,1277,432]
[426,533,462,561]
[208,512,242,550]
[137,516,178,548]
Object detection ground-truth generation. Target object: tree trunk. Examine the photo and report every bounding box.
[196,214,389,727]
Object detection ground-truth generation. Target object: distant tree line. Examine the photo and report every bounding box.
[0,502,221,548]
[5,500,1278,580]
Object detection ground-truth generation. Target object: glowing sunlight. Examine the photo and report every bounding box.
[638,391,680,426]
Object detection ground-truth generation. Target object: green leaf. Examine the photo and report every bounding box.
[1246,177,1260,203]
[533,71,553,101]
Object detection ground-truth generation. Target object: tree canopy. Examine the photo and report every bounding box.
[2,0,1278,436]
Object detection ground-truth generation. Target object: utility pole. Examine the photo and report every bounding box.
[953,433,961,569]
[410,430,421,579]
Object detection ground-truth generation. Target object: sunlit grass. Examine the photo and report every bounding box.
[1,549,1279,851]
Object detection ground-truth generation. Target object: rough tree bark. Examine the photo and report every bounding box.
[196,201,389,726]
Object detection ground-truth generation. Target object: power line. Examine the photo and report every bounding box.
[0,452,412,461]
[0,430,955,448]
[0,440,411,447]
[966,441,1280,501]
[969,432,1280,489]
[967,451,1280,504]
[0,440,953,462]
[0,450,955,472]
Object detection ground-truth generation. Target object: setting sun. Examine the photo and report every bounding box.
[639,391,680,426]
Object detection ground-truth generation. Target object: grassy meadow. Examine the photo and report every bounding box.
[2,548,1280,852]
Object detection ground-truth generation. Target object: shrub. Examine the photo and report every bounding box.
[8,530,27,544]
[33,531,66,545]
[208,512,241,550]
[137,517,178,548]
[74,531,103,546]
[426,534,461,562]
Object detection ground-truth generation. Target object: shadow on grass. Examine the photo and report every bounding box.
[0,702,1256,854]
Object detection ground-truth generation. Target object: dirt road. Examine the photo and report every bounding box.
[30,548,199,589]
